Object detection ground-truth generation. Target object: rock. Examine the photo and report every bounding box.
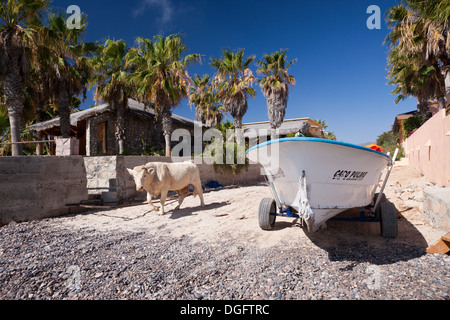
[0,206,448,301]
[194,292,203,300]
[412,190,424,202]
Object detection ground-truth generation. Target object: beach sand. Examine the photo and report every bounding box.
[59,159,446,250]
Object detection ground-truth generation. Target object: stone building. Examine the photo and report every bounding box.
[27,99,196,156]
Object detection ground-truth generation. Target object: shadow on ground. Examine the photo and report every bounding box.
[271,204,428,265]
[169,201,229,219]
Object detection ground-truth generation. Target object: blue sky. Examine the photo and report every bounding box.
[53,0,414,145]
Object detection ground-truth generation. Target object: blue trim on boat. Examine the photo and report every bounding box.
[245,137,392,161]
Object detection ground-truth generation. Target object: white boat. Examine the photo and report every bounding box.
[246,137,398,237]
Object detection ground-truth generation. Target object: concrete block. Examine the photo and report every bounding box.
[102,191,118,204]
[55,137,79,155]
[423,187,450,233]
[0,156,88,224]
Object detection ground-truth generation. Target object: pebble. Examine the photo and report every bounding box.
[0,219,448,300]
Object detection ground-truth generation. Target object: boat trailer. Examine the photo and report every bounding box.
[260,149,399,238]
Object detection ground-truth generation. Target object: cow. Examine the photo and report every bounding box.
[126,160,205,215]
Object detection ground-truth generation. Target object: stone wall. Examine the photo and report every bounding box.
[423,188,450,233]
[55,137,79,156]
[86,112,116,156]
[85,110,195,157]
[83,156,265,202]
[0,156,88,224]
[84,156,126,202]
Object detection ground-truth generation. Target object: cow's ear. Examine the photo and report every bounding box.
[147,168,155,174]
[126,168,134,176]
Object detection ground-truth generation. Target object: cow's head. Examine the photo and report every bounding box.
[127,166,156,192]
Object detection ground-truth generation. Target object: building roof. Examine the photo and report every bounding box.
[28,99,195,132]
[243,118,322,138]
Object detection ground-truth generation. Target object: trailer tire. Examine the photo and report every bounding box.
[380,202,398,238]
[259,198,277,230]
[373,192,387,219]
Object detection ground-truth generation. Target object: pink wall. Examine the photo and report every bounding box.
[404,110,450,187]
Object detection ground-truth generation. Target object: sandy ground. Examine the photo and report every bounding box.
[59,160,447,252]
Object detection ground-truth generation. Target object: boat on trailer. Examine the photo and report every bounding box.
[245,137,398,238]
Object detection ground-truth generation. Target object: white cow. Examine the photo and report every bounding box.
[127,161,205,215]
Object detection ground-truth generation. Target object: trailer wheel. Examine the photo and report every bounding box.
[373,192,387,219]
[258,198,277,230]
[380,202,398,238]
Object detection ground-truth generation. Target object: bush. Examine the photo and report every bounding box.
[401,115,422,140]
[376,130,404,158]
[205,120,249,175]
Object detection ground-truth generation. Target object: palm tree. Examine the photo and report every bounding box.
[189,74,225,127]
[256,50,296,140]
[314,119,328,131]
[42,12,95,139]
[0,0,47,155]
[202,92,225,128]
[126,34,201,156]
[189,74,210,124]
[387,46,444,121]
[90,39,131,154]
[409,0,450,102]
[210,49,256,145]
[385,1,449,110]
[386,3,447,121]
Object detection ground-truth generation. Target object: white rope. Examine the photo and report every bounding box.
[292,170,314,230]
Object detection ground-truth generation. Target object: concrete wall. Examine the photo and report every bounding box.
[0,155,263,224]
[0,156,88,225]
[404,109,450,187]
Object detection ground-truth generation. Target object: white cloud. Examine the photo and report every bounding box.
[132,0,174,24]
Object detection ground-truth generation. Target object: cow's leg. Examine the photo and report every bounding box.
[193,181,205,207]
[175,186,189,210]
[158,188,168,215]
[146,192,159,211]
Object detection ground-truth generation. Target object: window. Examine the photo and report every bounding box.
[97,122,107,154]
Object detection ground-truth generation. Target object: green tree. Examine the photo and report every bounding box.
[210,49,256,145]
[0,0,48,155]
[256,50,296,140]
[126,34,201,156]
[41,11,95,138]
[189,74,211,124]
[376,130,404,157]
[189,74,225,128]
[90,39,131,154]
[385,0,449,119]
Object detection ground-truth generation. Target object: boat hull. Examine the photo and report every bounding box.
[246,138,392,231]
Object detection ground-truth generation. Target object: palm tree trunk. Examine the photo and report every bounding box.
[36,106,44,155]
[270,127,279,141]
[443,66,450,104]
[266,90,287,141]
[417,97,428,124]
[114,98,126,155]
[233,116,247,165]
[194,105,203,124]
[160,106,173,157]
[234,116,244,145]
[3,70,25,156]
[438,96,446,110]
[8,112,22,156]
[58,89,71,138]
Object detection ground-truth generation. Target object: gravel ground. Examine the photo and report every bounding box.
[0,216,448,300]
